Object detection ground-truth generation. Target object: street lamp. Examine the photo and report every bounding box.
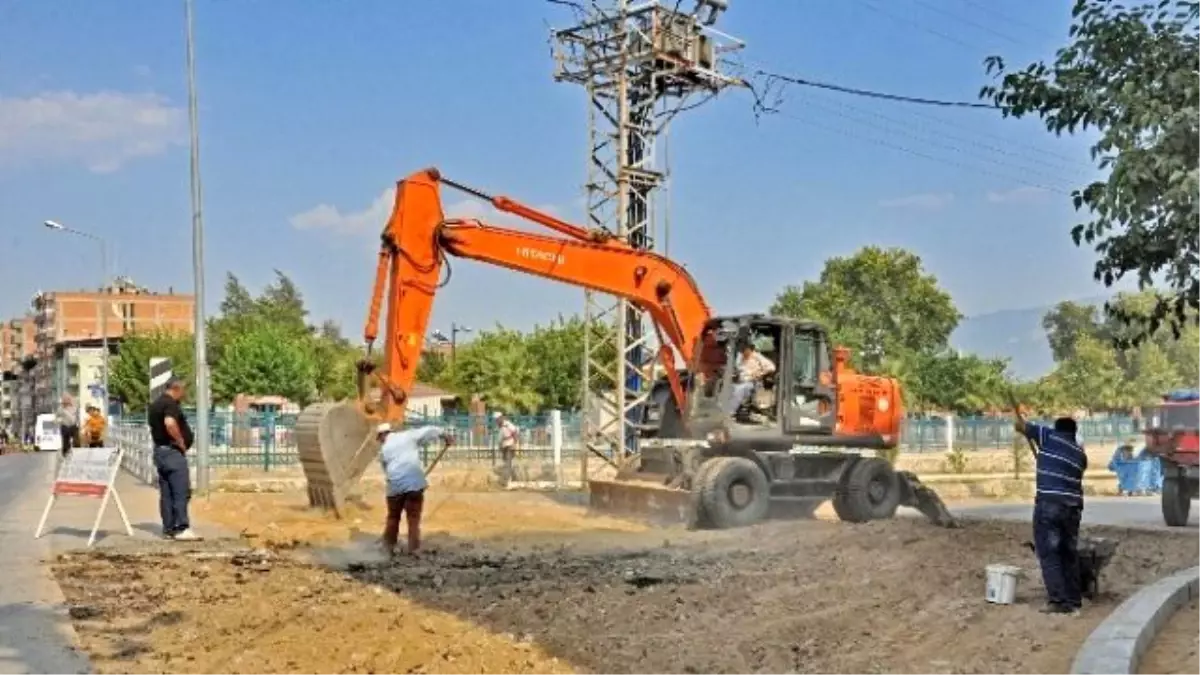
[184,0,212,494]
[42,220,110,416]
[431,323,472,362]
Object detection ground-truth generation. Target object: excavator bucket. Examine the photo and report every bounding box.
[897,471,960,528]
[296,401,381,517]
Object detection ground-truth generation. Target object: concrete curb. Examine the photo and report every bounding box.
[1071,565,1200,674]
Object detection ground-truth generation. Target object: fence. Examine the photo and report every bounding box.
[111,411,1141,477]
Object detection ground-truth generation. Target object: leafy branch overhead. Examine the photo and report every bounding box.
[980,0,1199,343]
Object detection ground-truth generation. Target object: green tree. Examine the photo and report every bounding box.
[981,0,1199,343]
[211,322,317,406]
[770,246,961,373]
[1052,335,1124,412]
[1126,341,1183,407]
[310,320,361,402]
[1042,301,1104,362]
[110,330,195,411]
[416,349,449,385]
[442,328,542,413]
[905,350,1011,414]
[1166,322,1200,387]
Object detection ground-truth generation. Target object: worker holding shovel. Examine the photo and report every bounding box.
[1012,401,1088,616]
[376,422,455,557]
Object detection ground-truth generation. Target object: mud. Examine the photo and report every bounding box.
[51,491,1199,674]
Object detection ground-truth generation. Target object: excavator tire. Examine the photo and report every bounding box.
[697,456,771,529]
[295,401,381,517]
[834,457,901,523]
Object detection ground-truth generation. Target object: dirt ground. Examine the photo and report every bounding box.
[1139,600,1199,675]
[53,490,1199,674]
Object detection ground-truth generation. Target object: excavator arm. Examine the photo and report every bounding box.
[296,168,711,514]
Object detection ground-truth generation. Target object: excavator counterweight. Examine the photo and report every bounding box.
[296,168,957,530]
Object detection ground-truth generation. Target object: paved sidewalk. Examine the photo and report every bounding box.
[0,451,224,674]
[0,452,91,674]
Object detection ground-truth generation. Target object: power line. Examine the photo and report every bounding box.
[958,0,1063,41]
[789,92,1078,192]
[853,0,985,52]
[754,69,998,109]
[909,0,1029,47]
[756,100,1074,196]
[794,89,1091,179]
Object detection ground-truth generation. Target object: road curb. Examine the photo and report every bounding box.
[1071,565,1199,674]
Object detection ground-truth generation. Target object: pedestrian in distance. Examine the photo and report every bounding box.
[377,422,454,557]
[1014,409,1088,615]
[493,411,520,488]
[148,378,200,541]
[55,393,79,459]
[83,405,107,448]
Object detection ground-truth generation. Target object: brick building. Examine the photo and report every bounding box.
[27,278,194,419]
[0,316,35,374]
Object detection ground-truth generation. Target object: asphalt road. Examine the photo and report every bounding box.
[948,496,1200,531]
[0,452,91,674]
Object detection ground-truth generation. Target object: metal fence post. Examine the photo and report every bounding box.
[550,409,563,487]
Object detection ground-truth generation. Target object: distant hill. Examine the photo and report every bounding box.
[950,295,1110,379]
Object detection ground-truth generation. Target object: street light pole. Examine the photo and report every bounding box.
[42,220,109,416]
[185,0,211,494]
[450,323,472,363]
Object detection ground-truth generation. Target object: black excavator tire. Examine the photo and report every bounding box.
[835,457,901,523]
[1162,475,1192,527]
[698,456,771,530]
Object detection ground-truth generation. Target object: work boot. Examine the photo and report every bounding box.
[1039,602,1078,615]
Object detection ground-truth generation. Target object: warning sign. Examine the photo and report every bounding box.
[54,447,120,497]
[35,447,132,547]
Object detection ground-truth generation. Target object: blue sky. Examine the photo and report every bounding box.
[0,0,1133,346]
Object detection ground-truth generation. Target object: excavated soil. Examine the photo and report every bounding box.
[1139,600,1199,675]
[51,491,1199,674]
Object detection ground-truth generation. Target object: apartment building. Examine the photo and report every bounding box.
[0,316,35,374]
[29,278,195,414]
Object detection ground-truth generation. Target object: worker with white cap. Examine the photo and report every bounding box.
[375,421,454,556]
[493,411,520,488]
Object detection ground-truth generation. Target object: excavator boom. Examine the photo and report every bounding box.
[297,168,710,514]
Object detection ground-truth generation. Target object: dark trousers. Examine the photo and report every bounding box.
[500,447,516,487]
[153,445,191,535]
[383,490,425,554]
[87,439,104,448]
[60,425,78,457]
[1033,497,1083,608]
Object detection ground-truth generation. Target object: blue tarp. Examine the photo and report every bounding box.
[1107,446,1164,494]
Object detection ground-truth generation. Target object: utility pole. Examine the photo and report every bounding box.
[552,0,744,474]
[184,0,211,494]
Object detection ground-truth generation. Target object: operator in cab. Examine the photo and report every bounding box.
[724,340,776,415]
[1014,410,1087,615]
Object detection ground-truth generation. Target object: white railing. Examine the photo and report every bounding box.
[113,423,156,484]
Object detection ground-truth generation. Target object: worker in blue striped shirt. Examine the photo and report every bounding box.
[1015,412,1088,615]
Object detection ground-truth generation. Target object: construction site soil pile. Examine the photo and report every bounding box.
[53,492,1198,674]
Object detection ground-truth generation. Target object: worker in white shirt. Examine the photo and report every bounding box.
[494,411,520,488]
[724,340,776,415]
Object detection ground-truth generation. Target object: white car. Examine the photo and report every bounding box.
[34,413,62,453]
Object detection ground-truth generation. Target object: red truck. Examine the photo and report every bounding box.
[1142,389,1200,527]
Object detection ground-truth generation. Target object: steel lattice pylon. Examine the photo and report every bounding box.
[553,0,743,477]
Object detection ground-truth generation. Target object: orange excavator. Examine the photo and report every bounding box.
[295,168,957,529]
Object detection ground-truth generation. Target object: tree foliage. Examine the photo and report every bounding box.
[211,322,317,406]
[110,329,195,411]
[770,246,962,373]
[981,0,1199,343]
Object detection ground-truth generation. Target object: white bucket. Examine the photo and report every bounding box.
[985,564,1020,604]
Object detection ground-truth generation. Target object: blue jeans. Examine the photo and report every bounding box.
[724,382,755,415]
[153,445,191,535]
[1033,497,1083,608]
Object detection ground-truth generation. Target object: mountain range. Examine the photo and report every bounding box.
[950,295,1111,380]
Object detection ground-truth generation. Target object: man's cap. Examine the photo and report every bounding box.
[492,411,504,420]
[376,422,392,435]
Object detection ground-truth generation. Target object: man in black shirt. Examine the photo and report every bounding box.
[148,378,200,541]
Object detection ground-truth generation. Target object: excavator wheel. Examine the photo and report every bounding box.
[295,401,381,517]
[697,456,771,529]
[833,457,901,523]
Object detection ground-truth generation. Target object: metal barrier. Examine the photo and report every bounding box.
[113,424,156,484]
[111,411,1141,473]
